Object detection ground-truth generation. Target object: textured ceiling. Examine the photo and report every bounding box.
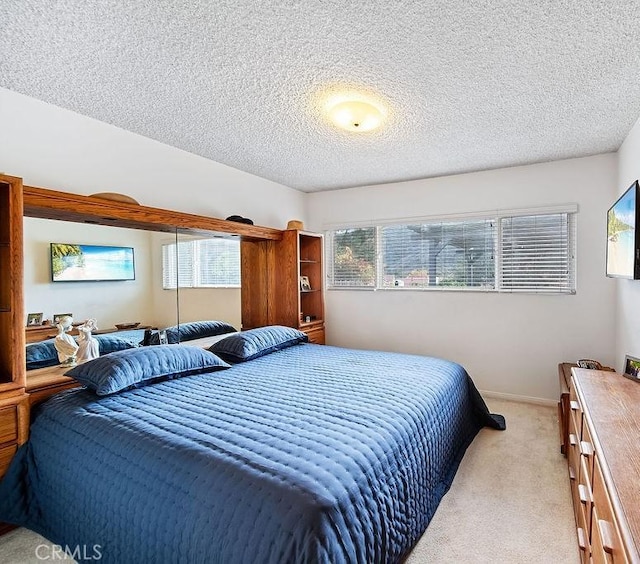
[2,1,640,192]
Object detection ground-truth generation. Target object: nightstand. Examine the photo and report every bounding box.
[26,365,80,407]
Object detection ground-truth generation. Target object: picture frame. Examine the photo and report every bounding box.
[299,276,311,292]
[53,313,73,325]
[623,355,640,382]
[26,312,44,326]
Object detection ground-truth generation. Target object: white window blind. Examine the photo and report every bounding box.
[162,238,240,289]
[326,208,576,294]
[499,213,575,293]
[381,220,495,289]
[329,227,377,287]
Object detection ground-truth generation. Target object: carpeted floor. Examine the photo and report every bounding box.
[406,398,579,563]
[0,398,578,563]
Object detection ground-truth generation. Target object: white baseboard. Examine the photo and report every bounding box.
[479,389,557,407]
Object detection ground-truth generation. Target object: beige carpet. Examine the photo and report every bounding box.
[0,399,578,563]
[406,398,579,563]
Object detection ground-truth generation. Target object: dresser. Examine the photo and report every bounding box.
[568,368,640,563]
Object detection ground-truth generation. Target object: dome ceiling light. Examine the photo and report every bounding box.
[327,99,385,132]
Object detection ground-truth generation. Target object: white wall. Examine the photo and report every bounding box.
[307,154,618,401]
[24,217,155,328]
[616,116,640,370]
[4,87,301,337]
[0,88,305,229]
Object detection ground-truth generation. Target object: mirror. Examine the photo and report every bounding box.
[23,217,243,369]
[23,217,178,368]
[24,217,178,333]
[174,229,242,332]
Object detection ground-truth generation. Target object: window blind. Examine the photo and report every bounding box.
[326,208,576,294]
[197,238,241,286]
[162,238,241,289]
[499,213,575,293]
[328,227,377,287]
[381,220,495,289]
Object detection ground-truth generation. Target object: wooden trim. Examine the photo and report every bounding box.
[0,175,25,389]
[23,185,283,241]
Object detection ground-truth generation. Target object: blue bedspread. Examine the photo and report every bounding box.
[0,344,503,563]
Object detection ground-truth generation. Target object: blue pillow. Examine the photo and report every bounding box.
[66,345,230,395]
[146,320,237,345]
[168,320,237,343]
[95,335,139,355]
[26,340,59,370]
[208,326,308,363]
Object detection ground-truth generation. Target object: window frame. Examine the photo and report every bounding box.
[325,205,577,295]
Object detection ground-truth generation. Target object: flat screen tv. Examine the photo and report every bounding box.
[606,180,640,279]
[50,243,135,282]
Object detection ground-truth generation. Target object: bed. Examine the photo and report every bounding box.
[2,327,504,563]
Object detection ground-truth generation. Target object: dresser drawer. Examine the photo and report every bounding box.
[592,457,628,563]
[0,405,18,444]
[575,494,592,563]
[578,454,593,537]
[0,443,17,479]
[568,433,581,510]
[580,424,595,484]
[569,393,583,443]
[590,508,609,564]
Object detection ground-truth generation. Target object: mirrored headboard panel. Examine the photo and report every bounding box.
[24,217,179,332]
[22,185,281,369]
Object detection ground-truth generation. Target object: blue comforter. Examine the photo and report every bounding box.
[0,344,503,563]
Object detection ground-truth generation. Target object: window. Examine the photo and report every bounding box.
[162,237,241,289]
[381,220,495,289]
[499,213,575,293]
[330,228,377,287]
[327,209,576,294]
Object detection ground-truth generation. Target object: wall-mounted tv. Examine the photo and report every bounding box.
[606,180,640,279]
[51,243,135,282]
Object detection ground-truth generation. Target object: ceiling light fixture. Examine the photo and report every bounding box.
[327,99,385,132]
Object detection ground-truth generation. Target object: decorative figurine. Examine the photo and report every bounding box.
[76,318,99,363]
[54,315,79,365]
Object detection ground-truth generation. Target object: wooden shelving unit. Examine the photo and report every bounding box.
[0,176,26,390]
[297,232,324,342]
[241,229,325,344]
[0,174,29,490]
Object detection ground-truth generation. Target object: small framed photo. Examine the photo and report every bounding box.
[623,355,640,382]
[299,276,311,292]
[26,312,43,326]
[53,313,73,325]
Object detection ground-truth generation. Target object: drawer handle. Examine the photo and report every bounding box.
[568,466,576,481]
[598,519,616,554]
[580,441,594,457]
[577,527,587,551]
[578,484,589,505]
[569,434,577,447]
[570,400,580,411]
